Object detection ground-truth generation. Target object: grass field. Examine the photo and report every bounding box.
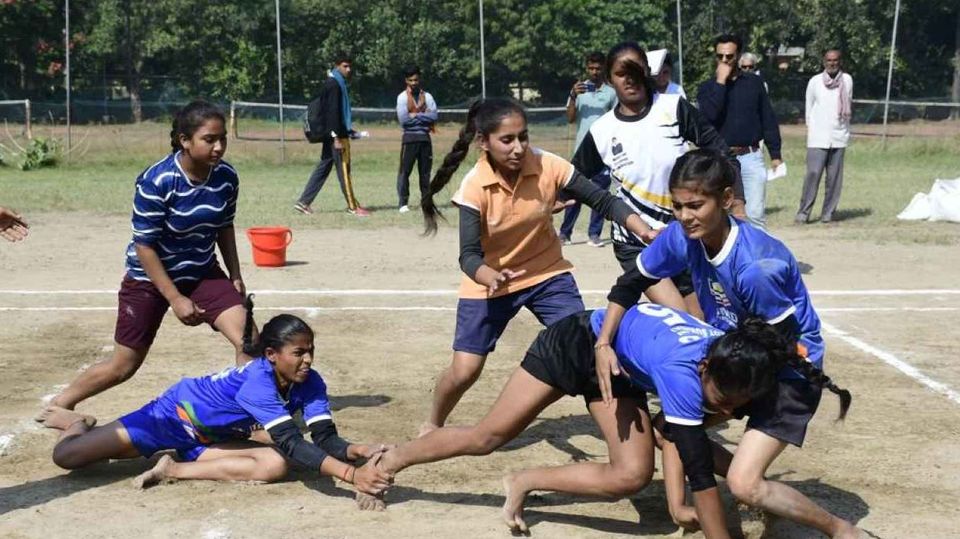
[2,118,960,538]
[1,120,958,244]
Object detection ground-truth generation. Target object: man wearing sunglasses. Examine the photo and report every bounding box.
[697,34,783,229]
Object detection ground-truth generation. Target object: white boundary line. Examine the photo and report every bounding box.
[1,288,960,296]
[821,320,960,406]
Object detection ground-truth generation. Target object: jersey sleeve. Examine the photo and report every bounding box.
[571,130,605,179]
[235,369,297,430]
[652,364,704,426]
[637,222,690,280]
[300,370,334,427]
[131,175,168,245]
[737,259,797,324]
[222,173,238,227]
[542,151,576,190]
[451,171,482,212]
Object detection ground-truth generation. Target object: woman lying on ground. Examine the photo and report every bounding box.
[45,297,392,504]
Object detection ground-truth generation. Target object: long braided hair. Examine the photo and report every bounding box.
[706,317,852,420]
[421,97,527,235]
[241,294,314,358]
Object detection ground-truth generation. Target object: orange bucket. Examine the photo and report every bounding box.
[246,226,294,267]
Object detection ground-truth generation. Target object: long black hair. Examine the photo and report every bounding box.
[421,97,527,235]
[170,100,226,153]
[605,41,657,105]
[669,148,738,200]
[241,295,314,357]
[706,317,852,420]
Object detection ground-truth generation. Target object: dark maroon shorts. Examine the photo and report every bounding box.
[114,264,245,350]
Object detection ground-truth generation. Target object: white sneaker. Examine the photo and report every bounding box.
[398,205,411,213]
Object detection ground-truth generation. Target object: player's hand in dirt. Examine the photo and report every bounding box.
[0,207,29,242]
[170,295,205,326]
[352,452,393,496]
[671,504,700,532]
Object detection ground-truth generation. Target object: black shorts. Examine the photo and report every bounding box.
[520,311,647,406]
[734,377,823,447]
[613,241,695,298]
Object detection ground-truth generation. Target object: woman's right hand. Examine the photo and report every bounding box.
[477,267,527,295]
[352,453,393,496]
[170,295,205,326]
[595,342,623,406]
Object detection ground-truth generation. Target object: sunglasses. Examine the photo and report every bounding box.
[715,53,737,61]
[740,64,755,71]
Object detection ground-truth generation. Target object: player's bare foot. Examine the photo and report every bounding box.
[133,454,177,489]
[502,473,530,534]
[417,421,438,438]
[38,406,97,430]
[355,491,386,511]
[833,522,864,539]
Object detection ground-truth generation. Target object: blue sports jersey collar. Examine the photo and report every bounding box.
[173,151,212,186]
[703,216,739,267]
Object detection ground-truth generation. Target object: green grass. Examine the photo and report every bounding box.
[1,120,958,243]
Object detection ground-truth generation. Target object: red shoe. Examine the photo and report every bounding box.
[348,206,371,217]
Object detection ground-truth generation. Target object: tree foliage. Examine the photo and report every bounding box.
[1,0,957,117]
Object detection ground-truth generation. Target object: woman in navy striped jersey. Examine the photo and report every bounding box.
[39,101,256,428]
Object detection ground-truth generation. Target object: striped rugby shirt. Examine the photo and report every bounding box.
[126,152,238,283]
[572,93,734,246]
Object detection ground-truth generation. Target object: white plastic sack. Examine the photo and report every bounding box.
[897,178,960,223]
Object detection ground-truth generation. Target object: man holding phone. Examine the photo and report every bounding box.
[560,51,617,247]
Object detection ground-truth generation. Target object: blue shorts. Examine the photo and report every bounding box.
[453,272,585,355]
[118,395,209,462]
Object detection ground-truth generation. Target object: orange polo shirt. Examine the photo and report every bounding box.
[452,148,576,299]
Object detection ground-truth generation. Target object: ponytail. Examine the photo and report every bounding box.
[421,97,528,236]
[241,294,258,356]
[787,356,852,420]
[707,317,852,421]
[422,100,482,235]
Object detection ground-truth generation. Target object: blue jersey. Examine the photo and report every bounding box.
[159,358,332,444]
[126,152,239,282]
[638,217,824,373]
[591,304,724,426]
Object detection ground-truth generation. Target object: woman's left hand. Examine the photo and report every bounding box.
[349,443,393,460]
[551,199,576,214]
[231,278,245,295]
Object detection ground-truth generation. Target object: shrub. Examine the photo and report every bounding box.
[18,137,60,171]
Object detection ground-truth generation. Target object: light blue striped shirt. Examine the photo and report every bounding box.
[126,152,238,283]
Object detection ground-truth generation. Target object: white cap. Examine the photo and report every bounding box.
[647,49,668,76]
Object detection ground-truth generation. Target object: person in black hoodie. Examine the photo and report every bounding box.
[295,53,369,217]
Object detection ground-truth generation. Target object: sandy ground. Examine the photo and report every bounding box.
[1,213,959,538]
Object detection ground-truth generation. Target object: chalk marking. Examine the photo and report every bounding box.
[821,320,960,406]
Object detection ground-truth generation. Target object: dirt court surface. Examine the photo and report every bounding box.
[1,213,959,539]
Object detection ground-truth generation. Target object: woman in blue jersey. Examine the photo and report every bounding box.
[372,304,847,537]
[572,41,745,319]
[40,101,255,428]
[594,149,860,538]
[43,298,392,500]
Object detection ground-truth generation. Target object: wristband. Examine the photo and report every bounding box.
[348,466,357,484]
[594,342,612,350]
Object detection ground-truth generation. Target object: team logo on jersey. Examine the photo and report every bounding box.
[709,280,732,308]
[611,137,624,155]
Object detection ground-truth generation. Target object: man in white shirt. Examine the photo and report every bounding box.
[797,49,852,224]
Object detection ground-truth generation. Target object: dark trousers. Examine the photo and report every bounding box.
[396,140,433,207]
[797,147,845,222]
[298,138,359,210]
[559,169,612,239]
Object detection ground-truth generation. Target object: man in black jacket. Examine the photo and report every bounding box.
[296,53,369,217]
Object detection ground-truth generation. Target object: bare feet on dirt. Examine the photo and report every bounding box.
[501,473,530,534]
[37,405,96,430]
[132,455,177,490]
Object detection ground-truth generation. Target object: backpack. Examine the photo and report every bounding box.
[303,92,326,143]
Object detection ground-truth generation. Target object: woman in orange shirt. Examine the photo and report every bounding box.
[418,98,685,435]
